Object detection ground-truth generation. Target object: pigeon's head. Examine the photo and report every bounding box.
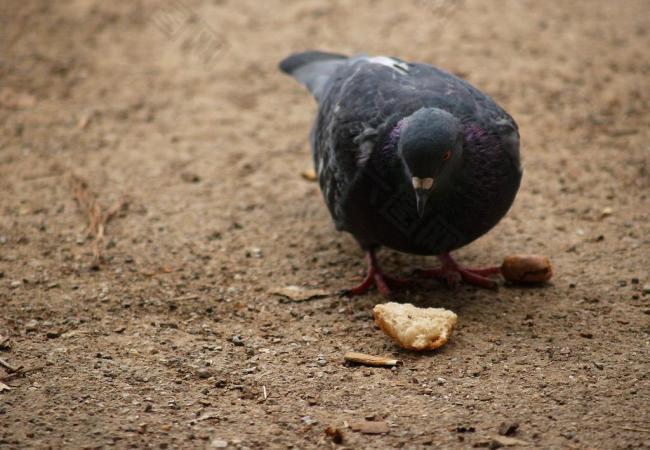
[398,107,463,217]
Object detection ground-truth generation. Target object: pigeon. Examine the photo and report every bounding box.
[279,51,522,296]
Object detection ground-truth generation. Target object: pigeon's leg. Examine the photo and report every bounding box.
[415,253,500,289]
[342,249,410,297]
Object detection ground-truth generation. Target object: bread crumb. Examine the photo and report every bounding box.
[373,302,457,350]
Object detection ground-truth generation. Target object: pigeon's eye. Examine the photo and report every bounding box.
[442,150,452,161]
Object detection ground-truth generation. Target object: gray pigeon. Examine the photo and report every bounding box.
[280,51,522,296]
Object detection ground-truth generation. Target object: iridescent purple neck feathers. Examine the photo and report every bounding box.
[381,118,407,159]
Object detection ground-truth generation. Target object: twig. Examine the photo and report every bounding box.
[70,175,128,269]
[618,426,650,433]
[0,365,45,382]
[262,385,267,400]
[0,357,22,373]
[173,294,200,301]
[343,352,402,367]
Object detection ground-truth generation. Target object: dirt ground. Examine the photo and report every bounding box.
[1,0,649,448]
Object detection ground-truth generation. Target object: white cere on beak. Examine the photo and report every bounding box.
[412,177,434,190]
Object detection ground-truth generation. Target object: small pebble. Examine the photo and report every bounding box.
[181,172,201,183]
[196,368,212,379]
[643,284,650,295]
[302,416,318,425]
[25,319,39,332]
[498,421,519,436]
[245,247,263,258]
[210,439,228,448]
[231,335,244,346]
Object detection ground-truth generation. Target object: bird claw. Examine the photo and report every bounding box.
[343,272,405,298]
[415,255,501,290]
[342,250,411,298]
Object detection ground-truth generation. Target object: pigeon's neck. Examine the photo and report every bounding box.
[380,118,407,161]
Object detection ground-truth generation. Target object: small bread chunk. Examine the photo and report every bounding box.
[373,302,457,351]
[501,255,553,283]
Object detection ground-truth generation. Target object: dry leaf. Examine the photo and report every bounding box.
[269,285,329,302]
[350,420,389,434]
[343,352,401,367]
[0,382,11,392]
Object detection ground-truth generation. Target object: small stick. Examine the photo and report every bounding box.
[0,365,45,382]
[0,357,22,374]
[262,385,267,400]
[70,175,128,268]
[617,426,650,433]
[173,294,200,301]
[344,351,401,367]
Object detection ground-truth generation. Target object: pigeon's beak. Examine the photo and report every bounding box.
[415,188,431,218]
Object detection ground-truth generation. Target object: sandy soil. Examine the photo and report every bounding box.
[1,0,649,448]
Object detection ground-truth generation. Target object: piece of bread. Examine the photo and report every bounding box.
[501,255,553,283]
[373,302,457,351]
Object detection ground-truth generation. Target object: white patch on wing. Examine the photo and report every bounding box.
[364,56,409,74]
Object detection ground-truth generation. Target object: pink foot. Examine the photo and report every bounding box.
[342,250,411,298]
[415,253,501,289]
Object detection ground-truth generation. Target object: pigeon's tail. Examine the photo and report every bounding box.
[279,51,348,101]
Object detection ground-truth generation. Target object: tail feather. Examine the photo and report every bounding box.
[279,50,347,74]
[279,50,348,101]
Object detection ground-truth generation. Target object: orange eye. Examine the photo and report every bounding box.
[443,150,452,161]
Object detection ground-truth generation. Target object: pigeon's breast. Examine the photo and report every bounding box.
[341,128,522,255]
[339,168,463,254]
